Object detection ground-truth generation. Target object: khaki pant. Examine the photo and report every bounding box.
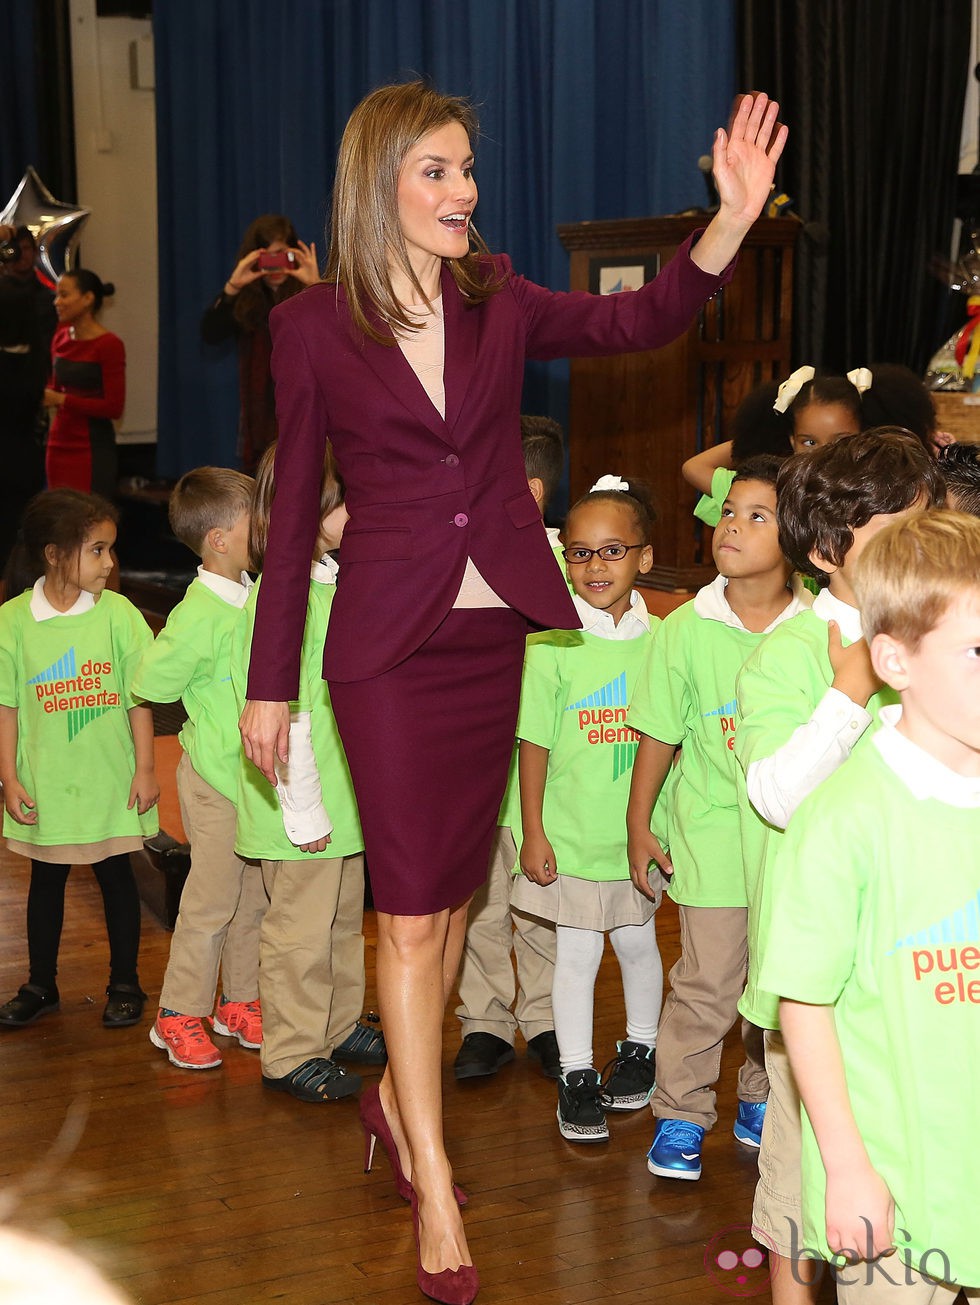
[455,827,556,1045]
[753,1030,803,1259]
[159,754,267,1015]
[836,1269,978,1303]
[259,852,366,1079]
[651,904,768,1129]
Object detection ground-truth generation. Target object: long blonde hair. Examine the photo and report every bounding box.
[324,80,502,344]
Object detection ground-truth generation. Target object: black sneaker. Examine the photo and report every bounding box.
[600,1039,656,1111]
[453,1032,515,1080]
[0,984,60,1027]
[526,1029,561,1080]
[557,1068,609,1143]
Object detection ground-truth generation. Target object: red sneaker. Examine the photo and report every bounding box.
[211,997,262,1049]
[149,1010,222,1069]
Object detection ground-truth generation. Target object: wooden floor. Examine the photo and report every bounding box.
[0,837,848,1305]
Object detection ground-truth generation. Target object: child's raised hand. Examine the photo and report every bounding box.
[825,1161,896,1265]
[628,830,672,902]
[128,767,160,816]
[519,832,558,886]
[3,779,37,825]
[827,622,882,709]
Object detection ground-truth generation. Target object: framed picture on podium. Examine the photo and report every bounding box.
[589,254,660,295]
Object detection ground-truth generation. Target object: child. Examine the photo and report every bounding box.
[683,364,937,527]
[937,440,980,516]
[733,429,945,1304]
[453,414,564,1082]
[762,510,980,1302]
[625,455,812,1180]
[513,477,661,1142]
[233,442,378,1103]
[0,489,158,1029]
[134,467,269,1069]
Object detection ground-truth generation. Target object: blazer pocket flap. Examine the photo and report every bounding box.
[503,491,542,530]
[341,526,413,563]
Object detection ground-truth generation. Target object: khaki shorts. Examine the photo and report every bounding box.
[752,1029,803,1259]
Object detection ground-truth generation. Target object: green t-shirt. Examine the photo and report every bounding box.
[760,728,980,1285]
[131,578,245,802]
[693,466,737,528]
[629,587,797,907]
[231,574,362,861]
[0,590,158,848]
[734,608,898,1029]
[517,624,654,881]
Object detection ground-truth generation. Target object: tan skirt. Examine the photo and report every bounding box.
[510,871,656,931]
[5,835,145,865]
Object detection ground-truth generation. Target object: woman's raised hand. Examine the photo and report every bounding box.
[288,239,320,286]
[224,249,268,296]
[690,92,788,276]
[712,92,788,230]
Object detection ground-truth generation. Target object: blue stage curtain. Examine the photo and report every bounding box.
[0,5,40,201]
[154,0,735,478]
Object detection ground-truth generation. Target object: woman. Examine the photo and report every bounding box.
[201,214,319,473]
[241,81,785,1303]
[44,269,124,499]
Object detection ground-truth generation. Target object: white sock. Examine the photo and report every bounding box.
[552,925,604,1075]
[609,917,662,1048]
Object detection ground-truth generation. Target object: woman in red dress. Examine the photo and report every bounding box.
[44,270,124,499]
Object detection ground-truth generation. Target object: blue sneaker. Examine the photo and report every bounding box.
[733,1099,767,1149]
[646,1118,704,1180]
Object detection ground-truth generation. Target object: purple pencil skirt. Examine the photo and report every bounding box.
[328,607,529,915]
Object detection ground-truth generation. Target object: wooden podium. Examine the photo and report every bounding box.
[558,215,798,590]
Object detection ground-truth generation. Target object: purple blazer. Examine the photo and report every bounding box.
[246,236,732,696]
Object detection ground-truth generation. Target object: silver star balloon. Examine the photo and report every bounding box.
[0,166,91,284]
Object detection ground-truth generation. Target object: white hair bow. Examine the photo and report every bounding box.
[591,474,630,493]
[773,365,815,414]
[846,366,873,395]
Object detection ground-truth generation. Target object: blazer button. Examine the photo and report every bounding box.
[445,453,460,467]
[453,512,469,527]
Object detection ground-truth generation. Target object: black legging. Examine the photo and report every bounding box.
[27,854,141,993]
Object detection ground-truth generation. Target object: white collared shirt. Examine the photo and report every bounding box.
[195,564,253,609]
[30,577,96,622]
[572,589,650,642]
[693,572,813,632]
[874,705,980,807]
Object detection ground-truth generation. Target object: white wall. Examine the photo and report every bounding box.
[69,0,157,443]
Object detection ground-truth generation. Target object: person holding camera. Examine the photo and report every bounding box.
[201,214,319,474]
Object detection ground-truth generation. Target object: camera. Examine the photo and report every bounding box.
[256,249,297,272]
[0,239,20,266]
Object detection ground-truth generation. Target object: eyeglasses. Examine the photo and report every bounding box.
[561,543,645,564]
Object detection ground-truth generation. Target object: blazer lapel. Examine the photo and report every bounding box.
[357,318,448,442]
[441,261,478,437]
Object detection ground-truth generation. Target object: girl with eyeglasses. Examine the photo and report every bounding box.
[512,476,664,1144]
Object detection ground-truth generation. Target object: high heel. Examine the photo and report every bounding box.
[410,1190,479,1305]
[358,1084,469,1206]
[359,1083,412,1200]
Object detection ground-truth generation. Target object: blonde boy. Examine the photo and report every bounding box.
[762,512,980,1302]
